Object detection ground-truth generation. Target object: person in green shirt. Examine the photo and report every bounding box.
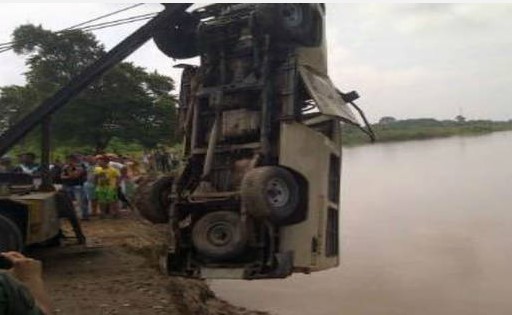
[94,155,121,218]
[0,252,52,315]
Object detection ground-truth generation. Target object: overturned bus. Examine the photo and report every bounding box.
[135,3,371,279]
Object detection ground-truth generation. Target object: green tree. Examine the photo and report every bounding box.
[455,115,466,123]
[1,24,178,152]
[0,85,38,133]
[378,116,396,125]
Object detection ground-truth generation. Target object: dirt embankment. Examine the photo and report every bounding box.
[29,214,268,315]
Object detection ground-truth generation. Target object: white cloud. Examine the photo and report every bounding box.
[323,3,512,121]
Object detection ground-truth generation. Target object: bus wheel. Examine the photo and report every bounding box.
[133,175,174,224]
[192,211,248,261]
[256,4,322,47]
[0,214,23,252]
[241,166,299,223]
[153,11,199,59]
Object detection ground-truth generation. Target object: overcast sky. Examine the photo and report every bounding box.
[1,3,511,123]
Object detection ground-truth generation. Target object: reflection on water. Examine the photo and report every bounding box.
[211,132,512,315]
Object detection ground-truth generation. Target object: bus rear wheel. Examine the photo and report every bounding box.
[192,211,248,261]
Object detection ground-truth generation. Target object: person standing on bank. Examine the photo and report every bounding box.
[94,155,120,218]
[14,153,40,176]
[61,154,88,220]
[82,155,98,216]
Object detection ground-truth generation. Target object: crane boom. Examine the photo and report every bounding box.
[0,3,191,156]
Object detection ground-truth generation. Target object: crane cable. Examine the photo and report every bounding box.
[0,3,144,48]
[0,4,158,54]
[65,3,144,31]
[0,14,157,53]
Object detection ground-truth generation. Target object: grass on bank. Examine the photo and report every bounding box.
[342,118,512,146]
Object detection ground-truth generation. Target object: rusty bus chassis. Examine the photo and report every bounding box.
[0,4,373,280]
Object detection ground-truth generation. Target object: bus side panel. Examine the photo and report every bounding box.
[278,121,340,272]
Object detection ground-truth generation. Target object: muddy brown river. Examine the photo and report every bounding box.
[212,131,512,315]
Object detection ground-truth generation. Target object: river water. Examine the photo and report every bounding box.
[211,131,512,315]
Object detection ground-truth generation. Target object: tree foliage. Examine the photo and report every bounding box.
[378,116,397,124]
[0,24,178,152]
[455,115,466,123]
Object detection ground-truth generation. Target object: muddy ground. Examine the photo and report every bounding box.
[28,213,268,315]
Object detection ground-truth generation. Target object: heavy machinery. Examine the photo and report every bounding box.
[0,173,86,254]
[0,4,372,279]
[0,173,63,252]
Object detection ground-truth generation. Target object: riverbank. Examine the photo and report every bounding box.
[342,119,512,146]
[30,214,268,315]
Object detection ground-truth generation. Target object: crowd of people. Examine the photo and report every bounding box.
[58,153,141,220]
[0,153,40,175]
[1,152,142,221]
[142,148,178,173]
[0,150,179,314]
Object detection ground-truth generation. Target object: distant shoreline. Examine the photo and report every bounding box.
[342,119,512,146]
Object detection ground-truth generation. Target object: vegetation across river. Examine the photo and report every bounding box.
[342,118,512,146]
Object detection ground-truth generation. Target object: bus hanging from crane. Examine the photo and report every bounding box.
[135,3,370,279]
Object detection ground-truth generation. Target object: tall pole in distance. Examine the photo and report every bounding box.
[40,116,53,192]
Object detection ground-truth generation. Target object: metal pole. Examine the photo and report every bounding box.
[40,116,54,192]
